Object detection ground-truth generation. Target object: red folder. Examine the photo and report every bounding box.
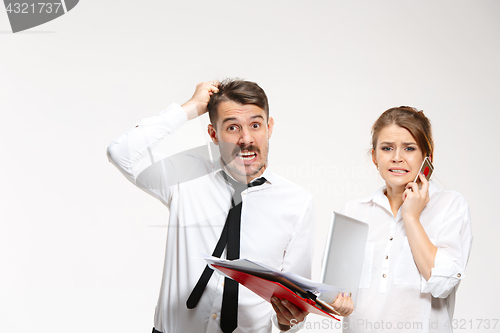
[213,264,340,321]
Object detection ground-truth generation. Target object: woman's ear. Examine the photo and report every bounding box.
[371,148,378,167]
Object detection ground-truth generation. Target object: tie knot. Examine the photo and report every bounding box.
[248,177,267,188]
[221,173,267,206]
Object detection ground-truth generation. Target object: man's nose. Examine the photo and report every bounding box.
[238,127,254,145]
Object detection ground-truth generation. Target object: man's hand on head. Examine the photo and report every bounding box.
[271,296,308,331]
[182,81,220,120]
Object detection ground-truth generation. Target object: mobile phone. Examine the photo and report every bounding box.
[414,156,434,183]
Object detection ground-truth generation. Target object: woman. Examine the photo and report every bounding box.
[341,106,472,332]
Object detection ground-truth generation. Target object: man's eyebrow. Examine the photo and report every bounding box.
[221,114,265,125]
[221,117,237,125]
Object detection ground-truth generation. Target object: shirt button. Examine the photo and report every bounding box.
[389,237,393,241]
[212,314,217,319]
[385,255,389,260]
[457,273,461,278]
[382,274,387,278]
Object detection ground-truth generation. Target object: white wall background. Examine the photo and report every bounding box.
[1,1,499,332]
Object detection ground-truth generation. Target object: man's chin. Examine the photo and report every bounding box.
[226,164,264,178]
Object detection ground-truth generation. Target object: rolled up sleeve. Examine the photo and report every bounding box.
[421,194,473,298]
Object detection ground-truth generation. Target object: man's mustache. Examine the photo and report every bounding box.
[232,145,261,156]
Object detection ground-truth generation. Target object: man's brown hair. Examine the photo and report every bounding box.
[207,79,269,126]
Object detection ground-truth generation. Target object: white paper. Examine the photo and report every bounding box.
[204,256,344,294]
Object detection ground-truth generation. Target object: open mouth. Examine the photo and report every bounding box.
[236,151,257,163]
[389,168,409,174]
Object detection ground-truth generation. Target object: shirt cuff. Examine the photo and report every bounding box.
[420,249,464,298]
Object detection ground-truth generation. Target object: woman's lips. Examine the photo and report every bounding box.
[388,168,409,175]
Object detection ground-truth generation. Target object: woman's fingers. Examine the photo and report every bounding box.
[332,293,354,317]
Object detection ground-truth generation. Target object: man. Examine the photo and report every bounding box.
[107,79,312,332]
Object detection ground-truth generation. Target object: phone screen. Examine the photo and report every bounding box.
[414,157,434,183]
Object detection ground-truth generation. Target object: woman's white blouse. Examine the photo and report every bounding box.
[342,182,472,333]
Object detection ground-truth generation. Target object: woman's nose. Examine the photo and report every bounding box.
[392,149,403,163]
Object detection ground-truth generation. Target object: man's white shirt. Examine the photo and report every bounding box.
[107,104,314,333]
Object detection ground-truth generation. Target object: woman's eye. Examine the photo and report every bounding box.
[381,147,392,151]
[405,147,416,151]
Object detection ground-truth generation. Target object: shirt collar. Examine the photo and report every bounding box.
[359,180,439,206]
[428,180,438,197]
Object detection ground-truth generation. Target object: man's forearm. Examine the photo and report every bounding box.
[106,103,188,183]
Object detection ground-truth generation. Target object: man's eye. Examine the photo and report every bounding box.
[228,125,238,131]
[252,123,260,129]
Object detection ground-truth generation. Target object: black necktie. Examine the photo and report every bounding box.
[186,174,267,333]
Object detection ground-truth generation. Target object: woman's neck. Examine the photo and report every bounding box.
[384,184,405,217]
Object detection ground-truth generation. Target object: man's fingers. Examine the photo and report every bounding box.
[183,80,221,119]
[208,81,219,90]
[209,86,219,95]
[281,299,306,320]
[272,297,295,327]
[271,297,307,324]
[272,297,293,320]
[271,301,287,322]
[195,81,219,96]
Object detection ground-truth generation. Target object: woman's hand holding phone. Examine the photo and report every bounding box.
[401,156,433,220]
[402,172,430,222]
